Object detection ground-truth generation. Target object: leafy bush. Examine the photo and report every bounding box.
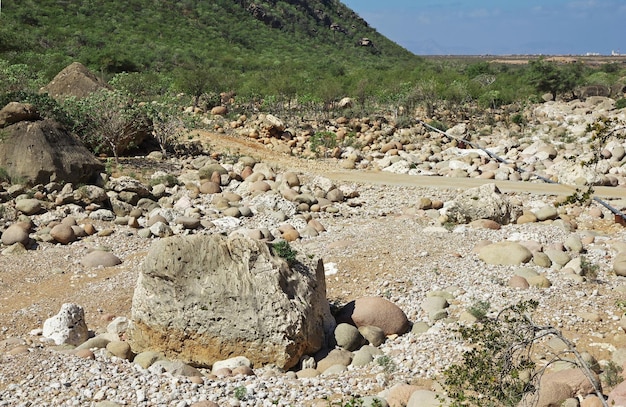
[0,91,72,127]
[310,131,338,158]
[526,58,585,100]
[0,60,44,94]
[616,98,626,110]
[441,300,603,407]
[0,167,10,183]
[143,100,199,156]
[233,385,247,401]
[602,360,623,388]
[467,300,490,320]
[62,89,150,160]
[272,241,297,265]
[580,255,600,280]
[510,113,526,126]
[394,115,413,129]
[376,355,396,373]
[478,89,508,109]
[429,120,448,132]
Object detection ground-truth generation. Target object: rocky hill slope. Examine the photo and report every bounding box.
[0,0,414,77]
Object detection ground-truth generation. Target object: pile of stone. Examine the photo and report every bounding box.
[0,152,364,264]
[206,96,626,188]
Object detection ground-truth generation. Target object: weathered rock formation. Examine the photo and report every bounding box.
[0,118,104,185]
[443,183,522,224]
[40,61,111,100]
[0,102,40,128]
[128,234,334,369]
[42,303,89,346]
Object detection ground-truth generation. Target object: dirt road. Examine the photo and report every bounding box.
[197,130,626,201]
[326,170,626,199]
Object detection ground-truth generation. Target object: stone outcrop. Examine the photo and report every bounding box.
[128,234,334,369]
[0,118,104,185]
[42,303,89,346]
[442,183,521,224]
[577,85,611,100]
[40,61,111,100]
[0,102,40,128]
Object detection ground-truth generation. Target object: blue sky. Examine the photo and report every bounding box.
[342,0,625,55]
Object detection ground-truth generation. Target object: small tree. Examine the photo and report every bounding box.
[527,58,584,101]
[63,89,149,162]
[174,66,224,109]
[0,60,43,94]
[145,101,198,157]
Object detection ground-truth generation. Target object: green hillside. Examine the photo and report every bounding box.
[2,0,624,127]
[0,0,418,98]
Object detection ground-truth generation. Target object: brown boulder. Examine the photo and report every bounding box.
[50,224,77,245]
[0,119,104,185]
[191,402,219,407]
[128,235,335,370]
[40,62,111,100]
[521,368,600,407]
[81,250,123,268]
[1,223,31,246]
[387,384,421,407]
[336,296,410,335]
[316,348,353,373]
[210,106,228,115]
[0,102,40,128]
[199,181,222,194]
[608,379,626,406]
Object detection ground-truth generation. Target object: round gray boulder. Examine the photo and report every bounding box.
[478,242,532,265]
[81,250,122,268]
[15,198,42,215]
[334,323,366,351]
[1,223,31,246]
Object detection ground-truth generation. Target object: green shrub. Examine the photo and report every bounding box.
[467,300,490,320]
[510,113,526,126]
[394,115,413,129]
[478,90,506,109]
[441,300,603,407]
[62,89,150,161]
[233,385,247,401]
[429,120,448,132]
[602,360,623,388]
[376,355,396,373]
[0,167,10,183]
[272,241,297,265]
[580,255,599,280]
[309,131,338,158]
[616,98,626,110]
[340,132,362,150]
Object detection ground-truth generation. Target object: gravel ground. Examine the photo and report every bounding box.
[2,135,626,406]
